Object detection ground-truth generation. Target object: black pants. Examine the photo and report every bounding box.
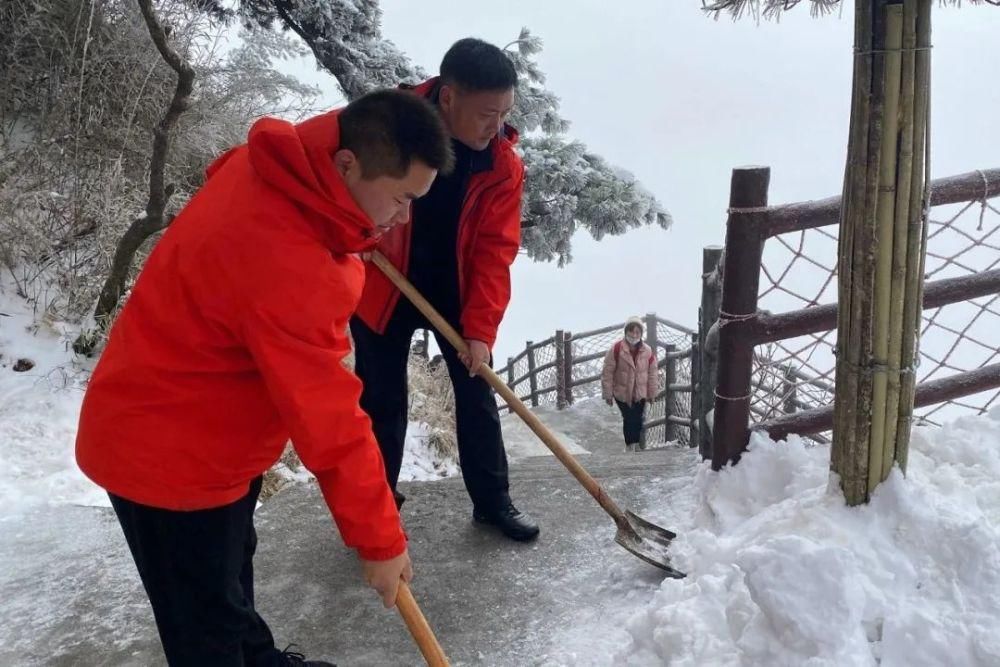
[351,300,510,511]
[616,399,646,447]
[110,477,281,667]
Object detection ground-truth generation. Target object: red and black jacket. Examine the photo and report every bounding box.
[354,78,525,348]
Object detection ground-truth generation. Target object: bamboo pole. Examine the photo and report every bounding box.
[852,1,892,503]
[832,0,876,499]
[895,0,933,473]
[834,0,887,506]
[882,0,918,481]
[867,3,904,493]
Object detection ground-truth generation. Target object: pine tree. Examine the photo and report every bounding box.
[191,2,672,264]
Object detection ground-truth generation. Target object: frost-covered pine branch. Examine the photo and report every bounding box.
[701,0,998,22]
[247,8,673,265]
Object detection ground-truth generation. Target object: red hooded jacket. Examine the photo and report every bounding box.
[76,110,406,561]
[354,78,525,348]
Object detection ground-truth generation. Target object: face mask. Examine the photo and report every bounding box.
[626,334,641,346]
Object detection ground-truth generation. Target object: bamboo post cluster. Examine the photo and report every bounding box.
[832,0,931,505]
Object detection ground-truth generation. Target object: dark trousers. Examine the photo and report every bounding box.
[109,477,281,667]
[616,399,647,447]
[351,301,510,511]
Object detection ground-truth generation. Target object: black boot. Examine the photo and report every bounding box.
[473,501,540,542]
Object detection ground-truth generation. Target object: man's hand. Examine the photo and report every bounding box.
[362,549,413,609]
[459,339,491,377]
[605,398,614,406]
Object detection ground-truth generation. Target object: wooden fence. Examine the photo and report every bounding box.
[703,166,1000,470]
[494,313,697,447]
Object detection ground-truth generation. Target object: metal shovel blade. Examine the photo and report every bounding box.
[613,510,686,579]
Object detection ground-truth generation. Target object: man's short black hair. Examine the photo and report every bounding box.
[339,89,454,179]
[440,38,518,92]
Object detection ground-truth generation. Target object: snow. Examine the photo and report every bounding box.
[544,413,1000,666]
[0,288,103,514]
[398,422,460,482]
[4,283,1000,666]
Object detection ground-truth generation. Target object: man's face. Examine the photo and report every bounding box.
[439,85,515,151]
[336,151,437,232]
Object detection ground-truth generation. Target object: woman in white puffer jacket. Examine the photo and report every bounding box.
[601,316,659,451]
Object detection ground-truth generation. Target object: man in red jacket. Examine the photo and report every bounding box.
[76,90,452,666]
[352,38,539,541]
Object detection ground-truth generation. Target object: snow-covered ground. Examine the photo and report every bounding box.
[4,286,1000,666]
[0,290,102,514]
[544,413,1000,666]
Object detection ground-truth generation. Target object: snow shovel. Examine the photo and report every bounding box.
[396,581,449,666]
[371,251,684,578]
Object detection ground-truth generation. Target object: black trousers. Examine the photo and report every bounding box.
[109,477,281,667]
[351,300,510,511]
[616,399,647,447]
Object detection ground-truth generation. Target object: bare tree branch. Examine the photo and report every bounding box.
[136,0,195,222]
[75,0,196,354]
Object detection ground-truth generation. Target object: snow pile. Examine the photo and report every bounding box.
[616,414,1000,666]
[0,291,101,513]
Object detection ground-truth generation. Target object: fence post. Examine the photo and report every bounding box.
[643,313,660,448]
[712,166,770,471]
[506,357,514,387]
[563,331,575,406]
[555,330,567,409]
[689,333,701,448]
[526,341,539,407]
[782,364,798,414]
[644,312,658,350]
[664,344,682,444]
[699,246,725,460]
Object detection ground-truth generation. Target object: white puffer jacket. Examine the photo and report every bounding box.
[601,339,659,405]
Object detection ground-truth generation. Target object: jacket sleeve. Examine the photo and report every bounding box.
[647,347,660,400]
[241,266,405,562]
[460,160,525,348]
[601,347,617,401]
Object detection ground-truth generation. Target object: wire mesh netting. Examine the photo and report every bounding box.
[753,185,1000,432]
[500,336,559,408]
[649,341,694,447]
[569,326,620,401]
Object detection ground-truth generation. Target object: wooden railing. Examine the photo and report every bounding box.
[495,313,698,447]
[704,166,1000,470]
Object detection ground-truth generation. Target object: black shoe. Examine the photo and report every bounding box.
[473,502,540,542]
[278,644,336,666]
[393,489,406,510]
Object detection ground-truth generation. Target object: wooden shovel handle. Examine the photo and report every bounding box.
[396,581,449,666]
[370,251,630,528]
